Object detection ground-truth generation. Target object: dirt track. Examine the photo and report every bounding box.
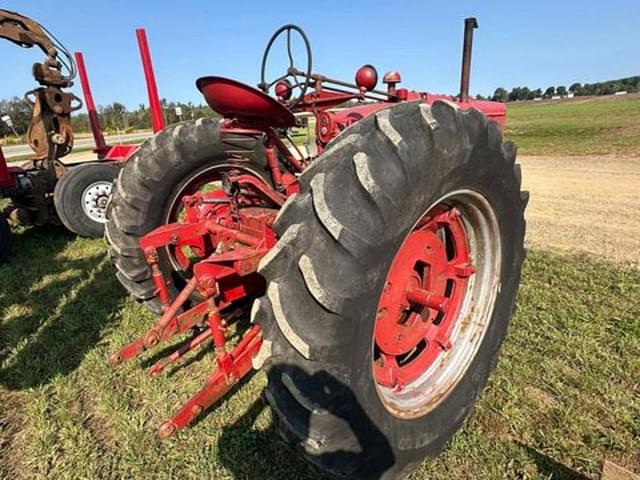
[520,154,640,267]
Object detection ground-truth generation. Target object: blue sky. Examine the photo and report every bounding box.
[1,0,638,109]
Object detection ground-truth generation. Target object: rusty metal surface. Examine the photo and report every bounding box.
[0,9,83,226]
[0,9,80,163]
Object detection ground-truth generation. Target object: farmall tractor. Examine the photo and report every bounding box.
[106,19,527,478]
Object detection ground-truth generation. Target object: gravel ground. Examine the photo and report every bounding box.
[520,154,640,267]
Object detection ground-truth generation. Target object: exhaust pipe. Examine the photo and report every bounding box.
[459,17,478,102]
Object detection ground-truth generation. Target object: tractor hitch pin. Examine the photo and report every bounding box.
[146,247,171,309]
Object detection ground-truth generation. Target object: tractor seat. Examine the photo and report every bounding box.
[196,76,296,128]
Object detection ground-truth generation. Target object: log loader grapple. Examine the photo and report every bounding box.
[0,11,165,260]
[106,19,528,478]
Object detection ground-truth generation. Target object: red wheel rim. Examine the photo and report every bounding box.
[372,190,502,417]
[373,206,474,390]
[162,164,267,272]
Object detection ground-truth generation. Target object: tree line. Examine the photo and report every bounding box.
[0,97,219,138]
[480,75,640,102]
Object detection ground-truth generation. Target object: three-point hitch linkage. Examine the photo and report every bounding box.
[108,174,284,437]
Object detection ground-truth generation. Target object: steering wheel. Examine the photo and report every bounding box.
[259,24,312,107]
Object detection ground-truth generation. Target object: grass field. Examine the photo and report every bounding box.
[1,95,639,479]
[505,94,640,156]
[0,230,638,479]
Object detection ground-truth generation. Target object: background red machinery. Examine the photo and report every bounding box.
[0,10,166,259]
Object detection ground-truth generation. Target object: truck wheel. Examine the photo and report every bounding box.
[253,101,528,479]
[105,118,268,312]
[0,214,11,263]
[53,162,119,238]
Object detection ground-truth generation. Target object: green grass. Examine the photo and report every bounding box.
[504,95,640,156]
[1,229,638,479]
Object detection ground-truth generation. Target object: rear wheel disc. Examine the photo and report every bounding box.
[373,190,501,418]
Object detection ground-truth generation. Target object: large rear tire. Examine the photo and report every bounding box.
[105,118,268,312]
[253,101,528,479]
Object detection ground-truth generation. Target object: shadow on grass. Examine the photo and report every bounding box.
[517,442,591,480]
[218,365,396,479]
[0,226,125,390]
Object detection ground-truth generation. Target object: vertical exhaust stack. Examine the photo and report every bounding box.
[459,17,478,102]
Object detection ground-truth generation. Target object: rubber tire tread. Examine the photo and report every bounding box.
[104,118,267,310]
[255,100,528,479]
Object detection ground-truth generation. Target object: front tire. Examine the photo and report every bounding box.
[254,100,528,479]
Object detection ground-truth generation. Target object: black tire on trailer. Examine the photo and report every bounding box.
[104,118,268,312]
[53,161,119,238]
[253,100,528,479]
[0,214,11,263]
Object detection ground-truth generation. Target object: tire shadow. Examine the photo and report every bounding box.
[0,226,125,389]
[218,365,396,479]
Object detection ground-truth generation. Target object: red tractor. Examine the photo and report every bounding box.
[106,19,527,478]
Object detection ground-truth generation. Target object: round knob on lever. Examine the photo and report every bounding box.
[275,80,292,101]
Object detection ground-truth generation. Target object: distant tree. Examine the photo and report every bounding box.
[99,102,128,130]
[0,96,32,135]
[485,76,639,101]
[475,94,486,100]
[507,87,520,101]
[492,87,508,102]
[70,113,90,133]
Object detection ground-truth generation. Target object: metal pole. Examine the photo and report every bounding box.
[459,17,478,102]
[74,52,109,156]
[136,28,165,133]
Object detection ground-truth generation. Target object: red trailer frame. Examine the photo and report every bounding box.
[73,28,166,163]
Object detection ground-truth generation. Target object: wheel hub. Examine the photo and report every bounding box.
[374,207,473,391]
[81,180,112,223]
[372,190,502,418]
